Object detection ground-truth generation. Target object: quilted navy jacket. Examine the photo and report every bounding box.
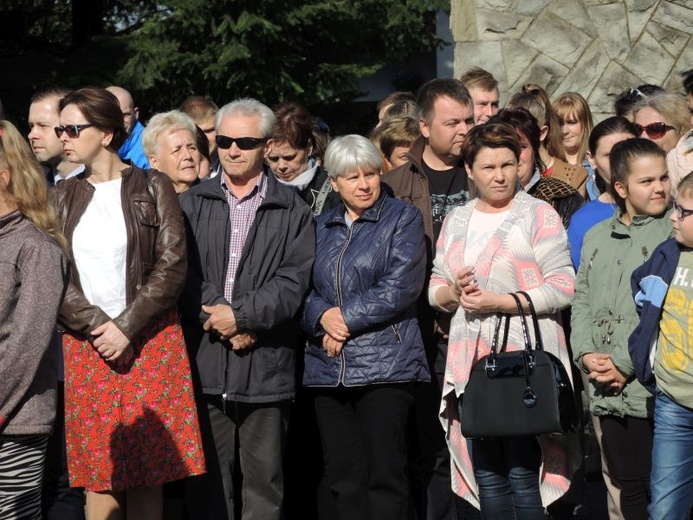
[301,190,430,387]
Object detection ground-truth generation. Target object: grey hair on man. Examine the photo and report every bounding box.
[216,98,275,138]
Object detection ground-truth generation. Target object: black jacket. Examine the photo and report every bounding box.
[179,170,315,402]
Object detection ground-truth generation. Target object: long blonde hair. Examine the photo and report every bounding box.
[553,92,594,165]
[0,120,67,250]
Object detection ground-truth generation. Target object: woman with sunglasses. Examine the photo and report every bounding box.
[0,120,68,519]
[572,138,672,520]
[631,92,691,155]
[51,87,205,520]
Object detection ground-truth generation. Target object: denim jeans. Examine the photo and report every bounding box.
[469,436,545,520]
[649,392,693,520]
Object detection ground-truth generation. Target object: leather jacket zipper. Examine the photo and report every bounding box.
[335,224,355,385]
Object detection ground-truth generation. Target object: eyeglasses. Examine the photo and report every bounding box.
[633,122,675,140]
[215,135,267,150]
[673,201,693,221]
[54,124,95,138]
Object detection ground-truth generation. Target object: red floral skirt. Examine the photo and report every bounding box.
[63,310,206,492]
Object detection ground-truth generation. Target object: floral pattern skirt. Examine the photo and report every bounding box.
[63,310,206,492]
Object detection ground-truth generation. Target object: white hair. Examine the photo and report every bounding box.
[324,134,383,179]
[216,98,275,138]
[142,110,198,157]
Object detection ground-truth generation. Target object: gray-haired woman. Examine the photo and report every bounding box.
[301,134,430,520]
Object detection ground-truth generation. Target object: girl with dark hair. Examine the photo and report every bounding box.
[50,87,205,519]
[0,120,68,519]
[567,117,639,268]
[572,138,671,520]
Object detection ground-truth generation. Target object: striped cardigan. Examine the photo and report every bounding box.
[428,190,581,509]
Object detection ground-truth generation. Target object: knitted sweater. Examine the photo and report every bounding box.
[0,210,68,435]
[428,191,580,508]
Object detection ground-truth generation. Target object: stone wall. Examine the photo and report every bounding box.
[451,0,693,120]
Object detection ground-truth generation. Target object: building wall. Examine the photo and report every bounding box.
[451,0,693,120]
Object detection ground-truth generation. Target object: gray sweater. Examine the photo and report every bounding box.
[0,210,68,435]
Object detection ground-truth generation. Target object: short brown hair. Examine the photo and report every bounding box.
[378,116,420,160]
[271,102,314,150]
[179,96,219,125]
[376,91,415,113]
[460,67,498,93]
[59,87,127,152]
[462,122,521,168]
[416,78,472,124]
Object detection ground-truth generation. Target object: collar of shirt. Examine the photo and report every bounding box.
[220,171,267,203]
[54,164,85,185]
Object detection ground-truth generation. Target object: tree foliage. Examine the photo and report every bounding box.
[0,0,446,127]
[118,0,447,111]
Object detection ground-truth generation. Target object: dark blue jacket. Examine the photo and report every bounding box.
[628,238,679,394]
[301,190,430,387]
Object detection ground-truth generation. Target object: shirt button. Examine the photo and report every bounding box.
[231,253,237,257]
[233,229,239,233]
[617,259,623,265]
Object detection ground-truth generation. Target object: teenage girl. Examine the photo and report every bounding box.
[568,117,639,268]
[571,138,672,520]
[553,92,596,199]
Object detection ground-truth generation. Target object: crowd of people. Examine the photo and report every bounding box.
[1,65,693,520]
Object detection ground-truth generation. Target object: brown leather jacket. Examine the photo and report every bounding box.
[49,166,187,342]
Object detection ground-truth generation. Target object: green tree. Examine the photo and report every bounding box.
[118,0,447,112]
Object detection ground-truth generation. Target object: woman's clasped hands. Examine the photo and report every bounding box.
[320,307,350,358]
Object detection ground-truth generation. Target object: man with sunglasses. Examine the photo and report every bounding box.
[180,98,315,520]
[106,85,149,169]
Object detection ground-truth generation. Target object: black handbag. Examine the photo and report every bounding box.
[460,291,580,438]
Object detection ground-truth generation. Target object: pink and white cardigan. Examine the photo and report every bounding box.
[428,191,581,509]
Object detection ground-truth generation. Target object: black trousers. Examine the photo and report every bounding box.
[600,414,653,520]
[313,384,414,520]
[186,396,290,520]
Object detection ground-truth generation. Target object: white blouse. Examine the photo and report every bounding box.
[72,178,128,319]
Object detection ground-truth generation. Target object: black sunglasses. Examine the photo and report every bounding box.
[673,201,693,221]
[215,135,267,150]
[54,124,95,138]
[633,122,675,140]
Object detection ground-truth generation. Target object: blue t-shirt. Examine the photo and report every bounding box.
[568,198,616,268]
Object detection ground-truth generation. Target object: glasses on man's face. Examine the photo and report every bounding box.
[633,122,675,140]
[54,124,95,139]
[215,135,267,150]
[673,201,693,221]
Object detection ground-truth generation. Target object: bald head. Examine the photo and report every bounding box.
[107,85,138,134]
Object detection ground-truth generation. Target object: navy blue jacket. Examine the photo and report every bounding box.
[628,238,679,394]
[301,190,430,387]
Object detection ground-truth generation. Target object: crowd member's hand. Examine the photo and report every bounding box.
[322,334,344,358]
[231,331,257,351]
[202,304,237,339]
[92,321,130,363]
[320,307,350,341]
[455,266,478,297]
[589,356,628,394]
[459,288,504,315]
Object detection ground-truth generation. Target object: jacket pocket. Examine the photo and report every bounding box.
[132,196,159,228]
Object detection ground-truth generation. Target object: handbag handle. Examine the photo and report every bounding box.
[508,292,533,354]
[490,310,511,355]
[516,291,544,352]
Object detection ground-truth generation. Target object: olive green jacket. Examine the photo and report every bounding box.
[571,210,672,418]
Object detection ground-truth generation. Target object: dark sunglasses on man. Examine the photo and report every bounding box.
[215,135,267,150]
[54,124,95,139]
[633,122,675,140]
